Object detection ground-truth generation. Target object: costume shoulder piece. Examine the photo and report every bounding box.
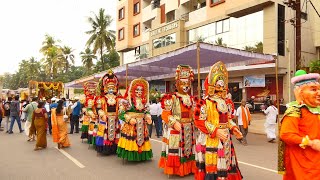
[283,101,301,118]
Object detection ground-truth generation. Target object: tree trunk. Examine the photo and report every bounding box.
[100,46,104,71]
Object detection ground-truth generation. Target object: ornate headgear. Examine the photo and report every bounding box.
[97,69,119,95]
[175,65,194,81]
[207,61,228,90]
[291,70,320,87]
[83,81,97,95]
[128,78,149,105]
[103,69,119,87]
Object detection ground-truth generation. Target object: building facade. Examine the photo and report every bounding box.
[116,0,320,104]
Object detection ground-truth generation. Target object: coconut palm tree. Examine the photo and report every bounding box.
[27,57,41,80]
[60,46,75,73]
[80,48,96,75]
[86,8,116,71]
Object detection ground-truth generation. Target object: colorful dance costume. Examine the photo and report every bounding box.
[117,78,153,161]
[193,61,242,180]
[279,70,320,179]
[95,70,121,155]
[159,65,197,176]
[81,81,98,144]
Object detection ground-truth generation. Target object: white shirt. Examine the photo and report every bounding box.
[156,102,162,115]
[149,103,161,116]
[263,105,278,124]
[45,103,50,113]
[236,106,250,125]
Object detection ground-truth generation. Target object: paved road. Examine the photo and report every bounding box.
[0,123,282,180]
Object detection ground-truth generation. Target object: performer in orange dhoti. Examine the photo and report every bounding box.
[279,70,320,180]
[193,61,243,180]
[159,65,197,177]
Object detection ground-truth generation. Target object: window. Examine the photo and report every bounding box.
[153,33,176,49]
[133,23,140,37]
[223,19,230,32]
[134,2,140,15]
[118,7,124,20]
[210,0,225,6]
[118,28,124,41]
[216,21,223,34]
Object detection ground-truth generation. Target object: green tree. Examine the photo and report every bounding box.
[309,59,320,73]
[80,48,96,75]
[94,50,120,73]
[27,57,41,80]
[104,49,120,69]
[60,46,75,73]
[86,8,116,71]
[40,34,64,79]
[244,41,263,53]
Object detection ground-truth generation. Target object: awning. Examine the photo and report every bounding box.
[65,42,275,88]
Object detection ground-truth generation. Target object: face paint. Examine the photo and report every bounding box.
[135,86,143,97]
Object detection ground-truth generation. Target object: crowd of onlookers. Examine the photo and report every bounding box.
[0,95,81,136]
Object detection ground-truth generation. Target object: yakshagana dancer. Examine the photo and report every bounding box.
[159,65,197,177]
[117,78,153,161]
[193,61,243,180]
[81,81,98,145]
[94,70,122,155]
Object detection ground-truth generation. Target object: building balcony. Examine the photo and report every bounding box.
[142,4,157,23]
[185,6,207,27]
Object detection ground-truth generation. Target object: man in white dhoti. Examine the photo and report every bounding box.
[262,101,278,143]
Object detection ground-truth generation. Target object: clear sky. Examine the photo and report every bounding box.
[0,0,117,75]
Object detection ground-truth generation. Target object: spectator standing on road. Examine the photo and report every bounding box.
[30,101,48,151]
[4,97,12,133]
[8,95,24,134]
[248,96,255,114]
[51,100,70,149]
[69,97,81,134]
[49,98,58,133]
[23,97,38,141]
[156,97,163,137]
[44,98,51,134]
[148,100,162,138]
[236,99,251,145]
[0,99,4,131]
[262,101,278,143]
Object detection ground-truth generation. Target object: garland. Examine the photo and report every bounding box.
[175,92,193,109]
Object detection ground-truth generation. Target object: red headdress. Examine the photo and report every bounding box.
[97,69,119,95]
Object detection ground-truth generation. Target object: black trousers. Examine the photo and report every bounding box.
[47,114,52,134]
[70,115,80,133]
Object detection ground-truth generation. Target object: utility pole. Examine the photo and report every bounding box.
[285,0,301,70]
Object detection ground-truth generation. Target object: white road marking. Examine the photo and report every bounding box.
[238,161,278,173]
[150,138,278,174]
[55,147,85,168]
[150,138,162,143]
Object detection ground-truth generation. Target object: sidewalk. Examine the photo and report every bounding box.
[248,112,281,135]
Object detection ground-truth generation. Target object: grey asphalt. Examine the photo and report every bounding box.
[0,121,282,180]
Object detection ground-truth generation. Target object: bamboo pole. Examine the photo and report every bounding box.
[126,64,128,89]
[275,56,280,118]
[197,41,201,99]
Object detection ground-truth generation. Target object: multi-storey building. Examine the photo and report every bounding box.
[116,0,320,104]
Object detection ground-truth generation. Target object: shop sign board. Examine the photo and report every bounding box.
[243,75,265,87]
[151,21,179,37]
